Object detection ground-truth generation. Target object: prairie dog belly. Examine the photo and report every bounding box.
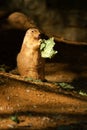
[17,28,45,80]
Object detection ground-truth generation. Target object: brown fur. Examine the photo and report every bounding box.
[17,28,45,80]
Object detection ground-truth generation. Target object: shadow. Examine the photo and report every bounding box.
[46,42,87,84]
[0,29,25,67]
[0,110,87,120]
[72,77,87,92]
[0,110,87,129]
[46,0,87,10]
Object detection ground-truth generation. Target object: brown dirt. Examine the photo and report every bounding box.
[0,62,87,129]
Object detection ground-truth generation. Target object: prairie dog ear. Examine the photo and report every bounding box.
[25,28,40,38]
[21,28,41,49]
[28,28,40,36]
[25,28,40,40]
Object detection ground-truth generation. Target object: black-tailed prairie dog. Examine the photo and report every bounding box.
[17,28,45,80]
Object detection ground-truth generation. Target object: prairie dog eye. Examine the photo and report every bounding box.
[31,30,34,33]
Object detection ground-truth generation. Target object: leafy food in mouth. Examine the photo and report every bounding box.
[40,37,58,58]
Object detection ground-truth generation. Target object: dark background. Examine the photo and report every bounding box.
[0,0,87,67]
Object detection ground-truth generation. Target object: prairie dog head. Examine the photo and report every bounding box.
[23,28,41,49]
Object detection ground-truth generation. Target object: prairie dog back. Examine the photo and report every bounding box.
[17,28,45,80]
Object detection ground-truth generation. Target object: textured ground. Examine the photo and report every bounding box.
[0,61,87,129]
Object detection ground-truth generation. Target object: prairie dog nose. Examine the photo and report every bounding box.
[39,33,48,39]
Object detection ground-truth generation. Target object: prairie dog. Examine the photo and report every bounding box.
[17,28,45,80]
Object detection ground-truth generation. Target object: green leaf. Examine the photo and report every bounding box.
[58,82,74,90]
[40,37,58,58]
[10,115,19,123]
[79,91,87,96]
